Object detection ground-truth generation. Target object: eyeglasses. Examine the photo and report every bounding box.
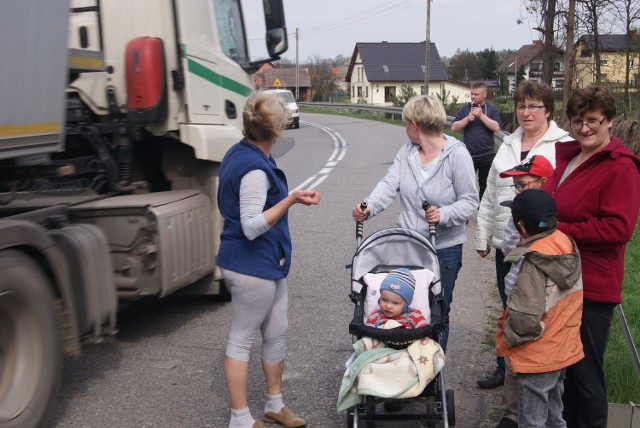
[516,104,545,113]
[571,117,607,130]
[510,178,541,193]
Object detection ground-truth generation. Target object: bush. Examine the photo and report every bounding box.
[612,120,640,156]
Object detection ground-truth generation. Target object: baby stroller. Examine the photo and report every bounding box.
[342,220,455,427]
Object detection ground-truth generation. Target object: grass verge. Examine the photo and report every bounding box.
[605,218,640,403]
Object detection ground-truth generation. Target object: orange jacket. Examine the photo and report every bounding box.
[496,229,584,373]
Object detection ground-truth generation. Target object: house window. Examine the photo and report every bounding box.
[555,79,564,88]
[384,86,396,103]
[383,65,389,73]
[420,86,426,95]
[365,86,368,98]
[554,62,560,72]
[630,59,635,70]
[601,60,608,66]
[601,73,608,80]
[357,86,363,97]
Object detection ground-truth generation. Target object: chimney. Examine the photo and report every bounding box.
[630,28,638,39]
[532,40,542,46]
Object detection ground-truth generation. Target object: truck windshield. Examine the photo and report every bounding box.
[213,0,249,63]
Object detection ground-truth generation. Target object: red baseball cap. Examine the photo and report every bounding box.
[499,155,554,179]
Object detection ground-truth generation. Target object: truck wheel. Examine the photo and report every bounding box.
[0,250,62,428]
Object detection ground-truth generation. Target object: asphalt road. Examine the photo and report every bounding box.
[52,112,503,427]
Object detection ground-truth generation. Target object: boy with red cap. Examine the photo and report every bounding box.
[492,155,556,428]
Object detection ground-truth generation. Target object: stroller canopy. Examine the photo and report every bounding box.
[351,227,440,296]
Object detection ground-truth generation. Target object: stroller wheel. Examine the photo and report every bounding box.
[345,409,355,428]
[446,389,456,426]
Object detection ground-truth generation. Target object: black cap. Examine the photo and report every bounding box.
[500,189,558,227]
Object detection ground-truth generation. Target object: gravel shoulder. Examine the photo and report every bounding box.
[444,213,504,427]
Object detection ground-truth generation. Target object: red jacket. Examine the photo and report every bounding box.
[544,137,640,303]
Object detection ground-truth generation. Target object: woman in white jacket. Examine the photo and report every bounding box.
[474,81,572,426]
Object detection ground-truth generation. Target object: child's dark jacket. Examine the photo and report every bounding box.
[496,229,584,373]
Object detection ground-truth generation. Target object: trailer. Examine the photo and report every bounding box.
[0,1,287,426]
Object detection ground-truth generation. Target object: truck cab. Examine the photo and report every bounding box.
[0,1,288,427]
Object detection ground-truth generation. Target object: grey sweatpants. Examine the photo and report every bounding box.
[221,268,288,363]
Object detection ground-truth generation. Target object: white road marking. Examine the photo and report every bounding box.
[290,120,347,192]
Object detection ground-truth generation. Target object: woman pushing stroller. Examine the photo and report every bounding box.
[353,94,479,352]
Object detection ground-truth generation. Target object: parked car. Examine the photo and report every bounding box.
[263,88,299,129]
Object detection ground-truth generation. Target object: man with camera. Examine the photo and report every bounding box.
[451,82,502,201]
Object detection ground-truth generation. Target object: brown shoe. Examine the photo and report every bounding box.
[263,407,307,428]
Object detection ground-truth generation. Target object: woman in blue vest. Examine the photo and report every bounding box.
[218,92,320,428]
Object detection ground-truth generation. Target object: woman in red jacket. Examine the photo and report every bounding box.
[545,85,640,428]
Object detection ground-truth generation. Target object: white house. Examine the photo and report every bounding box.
[346,41,468,106]
[496,41,565,92]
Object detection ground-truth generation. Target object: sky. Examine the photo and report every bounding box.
[244,0,540,62]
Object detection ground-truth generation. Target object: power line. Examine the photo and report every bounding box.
[300,1,414,38]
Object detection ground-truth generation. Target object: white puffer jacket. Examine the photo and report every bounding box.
[474,120,572,251]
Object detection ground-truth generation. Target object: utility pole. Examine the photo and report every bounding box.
[424,0,431,95]
[295,28,300,101]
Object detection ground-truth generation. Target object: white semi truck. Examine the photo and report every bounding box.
[0,1,288,426]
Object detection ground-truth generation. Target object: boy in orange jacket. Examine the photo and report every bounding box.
[496,189,583,427]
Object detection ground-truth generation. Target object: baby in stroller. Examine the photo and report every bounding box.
[366,268,428,329]
[337,227,455,427]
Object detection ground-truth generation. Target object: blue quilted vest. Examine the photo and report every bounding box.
[217,139,292,279]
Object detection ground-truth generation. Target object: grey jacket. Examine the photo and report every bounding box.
[364,135,479,249]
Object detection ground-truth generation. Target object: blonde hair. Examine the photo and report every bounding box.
[243,92,290,141]
[402,95,447,133]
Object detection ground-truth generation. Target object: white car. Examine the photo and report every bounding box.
[263,88,299,129]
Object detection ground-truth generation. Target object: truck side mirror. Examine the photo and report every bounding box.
[263,0,287,57]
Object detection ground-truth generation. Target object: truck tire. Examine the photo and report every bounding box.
[0,250,62,428]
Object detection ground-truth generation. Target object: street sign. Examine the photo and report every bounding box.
[273,78,281,87]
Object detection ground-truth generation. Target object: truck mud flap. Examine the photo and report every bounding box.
[49,224,117,341]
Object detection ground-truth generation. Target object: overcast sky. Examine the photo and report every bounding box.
[244,0,539,62]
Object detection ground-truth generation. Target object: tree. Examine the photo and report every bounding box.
[394,83,417,107]
[576,0,617,83]
[542,0,559,86]
[614,0,640,118]
[517,65,527,87]
[447,49,480,81]
[435,84,451,105]
[305,55,334,102]
[499,70,510,95]
[563,0,577,108]
[521,0,564,87]
[331,54,352,66]
[477,48,501,80]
